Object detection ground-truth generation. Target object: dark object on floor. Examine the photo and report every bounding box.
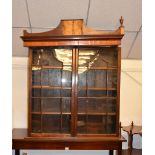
[122,121,142,155]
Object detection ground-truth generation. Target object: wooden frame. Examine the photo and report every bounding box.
[13,17,125,155]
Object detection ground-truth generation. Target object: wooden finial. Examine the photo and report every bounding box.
[131,121,134,126]
[120,16,124,27]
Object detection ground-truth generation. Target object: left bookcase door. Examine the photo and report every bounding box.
[30,48,72,135]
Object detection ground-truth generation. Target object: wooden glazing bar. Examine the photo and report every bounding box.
[88,67,117,70]
[86,60,88,134]
[74,48,79,136]
[77,113,116,116]
[31,112,71,115]
[32,97,71,99]
[78,87,116,90]
[32,65,71,69]
[71,48,76,136]
[32,86,71,89]
[78,97,116,99]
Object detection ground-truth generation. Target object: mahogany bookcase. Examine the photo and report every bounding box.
[13,17,125,155]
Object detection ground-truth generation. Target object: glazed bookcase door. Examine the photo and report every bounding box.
[29,47,120,136]
[77,47,118,135]
[30,48,72,135]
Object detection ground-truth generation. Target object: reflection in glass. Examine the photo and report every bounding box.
[31,48,72,134]
[77,48,118,134]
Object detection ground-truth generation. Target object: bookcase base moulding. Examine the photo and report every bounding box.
[12,18,125,155]
[13,128,125,155]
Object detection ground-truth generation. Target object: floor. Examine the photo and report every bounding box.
[122,149,142,155]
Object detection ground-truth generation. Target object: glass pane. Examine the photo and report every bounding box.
[42,89,60,97]
[32,88,41,97]
[86,115,106,134]
[31,48,72,134]
[78,98,116,114]
[32,48,63,66]
[77,115,87,133]
[107,116,116,134]
[42,115,60,133]
[32,70,41,86]
[62,98,71,113]
[32,98,41,112]
[41,69,61,86]
[32,114,41,133]
[107,70,117,88]
[78,90,117,97]
[42,98,60,112]
[77,48,118,134]
[62,70,72,87]
[62,115,71,133]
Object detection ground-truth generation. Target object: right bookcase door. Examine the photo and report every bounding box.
[77,47,119,135]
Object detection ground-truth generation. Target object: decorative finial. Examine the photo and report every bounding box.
[131,121,134,126]
[120,16,124,27]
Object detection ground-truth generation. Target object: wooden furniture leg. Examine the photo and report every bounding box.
[128,131,133,155]
[116,143,122,155]
[15,149,20,155]
[117,149,122,155]
[109,150,113,155]
[122,121,142,155]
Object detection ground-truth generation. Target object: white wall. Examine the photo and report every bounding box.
[12,57,142,155]
[120,60,142,125]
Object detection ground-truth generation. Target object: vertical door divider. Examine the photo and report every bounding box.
[71,48,78,136]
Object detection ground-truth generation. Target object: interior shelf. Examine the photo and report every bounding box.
[32,86,72,89]
[32,86,116,90]
[32,97,71,98]
[32,65,64,69]
[32,112,71,115]
[78,97,116,99]
[78,87,116,90]
[32,65,118,70]
[78,112,116,116]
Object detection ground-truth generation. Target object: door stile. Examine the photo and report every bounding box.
[28,49,32,136]
[116,47,121,136]
[71,48,78,136]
